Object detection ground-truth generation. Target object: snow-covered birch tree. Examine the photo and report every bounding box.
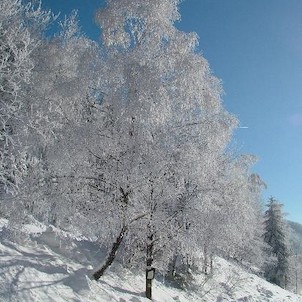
[173,154,266,277]
[0,0,51,198]
[19,11,104,225]
[91,1,238,298]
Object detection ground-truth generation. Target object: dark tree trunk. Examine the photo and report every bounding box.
[93,226,127,280]
[146,233,154,300]
[203,245,209,275]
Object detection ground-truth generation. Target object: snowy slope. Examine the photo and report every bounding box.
[0,219,301,302]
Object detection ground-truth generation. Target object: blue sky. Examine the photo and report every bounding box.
[39,0,302,224]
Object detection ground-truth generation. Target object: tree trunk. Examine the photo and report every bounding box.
[210,253,213,274]
[169,253,178,277]
[146,233,154,300]
[93,226,127,280]
[203,245,208,275]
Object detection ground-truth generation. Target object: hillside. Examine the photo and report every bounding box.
[0,219,301,302]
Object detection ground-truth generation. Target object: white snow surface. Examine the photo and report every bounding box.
[0,219,301,302]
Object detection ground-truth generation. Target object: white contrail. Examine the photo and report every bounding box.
[238,126,249,129]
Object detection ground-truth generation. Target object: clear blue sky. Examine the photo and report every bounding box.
[39,0,302,224]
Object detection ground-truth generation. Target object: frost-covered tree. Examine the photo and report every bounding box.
[285,221,302,294]
[0,0,51,197]
[263,197,289,288]
[91,0,237,298]
[218,157,266,265]
[178,155,266,276]
[288,253,302,294]
[0,3,103,226]
[19,11,104,224]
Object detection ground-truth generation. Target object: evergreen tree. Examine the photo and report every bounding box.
[263,197,289,288]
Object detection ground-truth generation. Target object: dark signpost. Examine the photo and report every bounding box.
[146,266,155,299]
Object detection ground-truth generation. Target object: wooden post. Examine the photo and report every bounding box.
[146,258,155,299]
[146,270,152,299]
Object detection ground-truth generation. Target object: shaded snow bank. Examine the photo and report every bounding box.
[0,219,301,301]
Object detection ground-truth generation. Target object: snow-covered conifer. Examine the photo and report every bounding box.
[264,197,289,288]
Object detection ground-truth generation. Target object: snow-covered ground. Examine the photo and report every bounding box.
[0,218,301,302]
